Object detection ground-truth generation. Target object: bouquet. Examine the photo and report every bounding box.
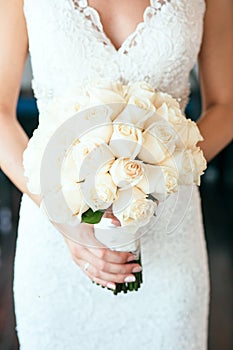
[23,80,207,294]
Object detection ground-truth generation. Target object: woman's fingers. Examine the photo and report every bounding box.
[76,258,139,284]
[74,247,141,276]
[63,222,140,285]
[89,247,136,264]
[103,206,121,226]
[64,229,136,267]
[71,246,140,284]
[91,267,137,284]
[96,259,142,275]
[92,276,116,291]
[76,260,116,290]
[92,278,116,291]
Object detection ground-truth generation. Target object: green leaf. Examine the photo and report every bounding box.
[81,208,104,224]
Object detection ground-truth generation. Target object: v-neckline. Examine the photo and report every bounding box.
[70,0,169,54]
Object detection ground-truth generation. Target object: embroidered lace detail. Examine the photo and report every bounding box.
[24,0,205,113]
[150,0,171,10]
[71,0,172,54]
[72,0,87,9]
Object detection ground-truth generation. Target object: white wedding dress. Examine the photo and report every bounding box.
[14,0,209,349]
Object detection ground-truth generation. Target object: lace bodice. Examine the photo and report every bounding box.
[24,0,206,112]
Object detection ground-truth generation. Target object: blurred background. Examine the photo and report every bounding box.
[0,59,232,350]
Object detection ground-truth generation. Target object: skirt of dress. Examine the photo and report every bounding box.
[13,185,209,350]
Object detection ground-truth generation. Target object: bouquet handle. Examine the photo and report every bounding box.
[94,218,142,294]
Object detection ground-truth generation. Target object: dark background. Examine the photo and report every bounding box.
[0,66,232,350]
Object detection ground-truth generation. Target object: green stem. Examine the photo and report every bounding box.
[122,283,128,294]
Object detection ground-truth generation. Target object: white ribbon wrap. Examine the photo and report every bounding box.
[94,218,140,258]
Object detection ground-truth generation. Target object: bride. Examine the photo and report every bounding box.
[0,0,232,349]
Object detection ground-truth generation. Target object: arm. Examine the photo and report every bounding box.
[197,0,233,162]
[0,0,41,205]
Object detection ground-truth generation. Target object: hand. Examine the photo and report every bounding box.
[56,222,142,290]
[102,205,121,226]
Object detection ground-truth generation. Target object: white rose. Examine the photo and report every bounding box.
[38,138,89,224]
[40,121,105,196]
[96,173,117,205]
[38,101,67,131]
[114,100,155,130]
[155,102,186,124]
[138,121,177,164]
[39,96,85,132]
[153,92,180,110]
[123,81,156,103]
[143,103,186,132]
[86,80,126,118]
[41,183,88,225]
[76,105,113,143]
[137,164,164,194]
[72,86,91,111]
[159,166,179,196]
[160,149,195,185]
[128,95,155,113]
[192,147,207,185]
[159,148,206,186]
[67,139,114,186]
[157,102,177,119]
[109,123,142,158]
[78,142,115,181]
[23,140,42,194]
[81,172,117,211]
[61,148,80,186]
[71,137,103,173]
[174,119,204,149]
[87,80,125,102]
[142,110,164,130]
[151,166,178,201]
[23,127,53,194]
[25,117,87,195]
[112,187,157,226]
[62,182,89,220]
[110,158,144,189]
[137,163,179,201]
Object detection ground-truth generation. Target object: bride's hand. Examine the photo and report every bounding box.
[58,222,141,290]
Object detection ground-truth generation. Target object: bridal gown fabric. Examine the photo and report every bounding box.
[14,0,210,349]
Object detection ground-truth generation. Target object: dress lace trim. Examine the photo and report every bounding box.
[24,0,206,114]
[70,0,172,54]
